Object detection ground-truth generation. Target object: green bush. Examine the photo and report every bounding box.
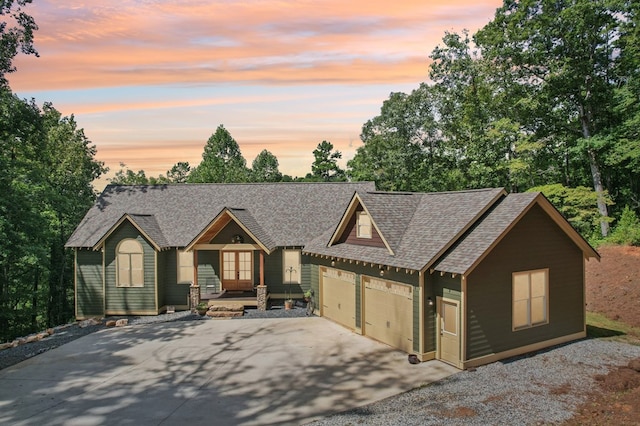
[608,206,640,246]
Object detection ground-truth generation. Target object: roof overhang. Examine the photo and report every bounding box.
[184,208,271,253]
[327,192,395,255]
[434,192,600,278]
[420,188,507,274]
[91,214,162,252]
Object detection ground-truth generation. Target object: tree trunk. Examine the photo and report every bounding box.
[580,105,609,237]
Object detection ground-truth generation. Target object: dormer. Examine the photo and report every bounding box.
[329,194,392,253]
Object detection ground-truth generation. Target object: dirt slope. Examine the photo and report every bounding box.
[568,245,640,426]
[586,245,640,328]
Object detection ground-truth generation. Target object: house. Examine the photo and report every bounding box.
[67,183,598,369]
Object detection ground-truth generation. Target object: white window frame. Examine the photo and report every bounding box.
[512,269,549,331]
[116,239,144,288]
[356,211,372,239]
[177,250,194,284]
[282,249,301,284]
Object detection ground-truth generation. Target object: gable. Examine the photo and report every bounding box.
[335,204,386,249]
[432,193,599,276]
[306,188,506,271]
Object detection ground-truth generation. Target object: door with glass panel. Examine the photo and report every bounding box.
[438,298,460,367]
[221,251,253,291]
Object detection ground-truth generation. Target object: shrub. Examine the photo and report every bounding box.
[608,206,640,246]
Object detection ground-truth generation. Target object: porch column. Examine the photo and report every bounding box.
[259,250,265,286]
[190,249,200,311]
[257,250,267,311]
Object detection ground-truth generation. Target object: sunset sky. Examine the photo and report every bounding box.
[9,0,503,186]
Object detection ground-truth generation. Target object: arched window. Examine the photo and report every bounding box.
[117,239,144,287]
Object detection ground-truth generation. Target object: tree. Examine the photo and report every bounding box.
[251,149,282,182]
[110,163,153,185]
[528,183,612,240]
[189,125,249,183]
[349,83,457,191]
[475,0,627,236]
[40,103,105,326]
[1,0,38,86]
[0,89,104,341]
[309,141,345,182]
[166,162,190,183]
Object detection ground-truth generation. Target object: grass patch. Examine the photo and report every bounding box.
[587,311,640,344]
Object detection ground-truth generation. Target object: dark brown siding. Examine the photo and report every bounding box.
[338,206,386,248]
[465,204,584,360]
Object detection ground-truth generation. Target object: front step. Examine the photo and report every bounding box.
[205,302,244,318]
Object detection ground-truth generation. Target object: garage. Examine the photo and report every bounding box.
[363,276,414,353]
[321,267,356,329]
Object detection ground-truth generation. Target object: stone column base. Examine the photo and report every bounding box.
[190,284,200,312]
[257,285,267,311]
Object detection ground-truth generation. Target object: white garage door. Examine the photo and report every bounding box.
[363,277,414,353]
[321,267,356,329]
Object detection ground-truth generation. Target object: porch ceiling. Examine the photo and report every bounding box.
[195,213,233,245]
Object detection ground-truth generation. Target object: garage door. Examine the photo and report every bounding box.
[321,267,356,329]
[363,277,414,353]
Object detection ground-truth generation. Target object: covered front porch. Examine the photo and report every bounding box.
[184,207,301,310]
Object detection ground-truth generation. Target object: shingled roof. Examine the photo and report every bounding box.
[304,188,505,271]
[66,182,376,250]
[304,188,599,273]
[433,192,600,274]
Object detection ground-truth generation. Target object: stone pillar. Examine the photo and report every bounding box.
[190,283,200,312]
[256,285,267,311]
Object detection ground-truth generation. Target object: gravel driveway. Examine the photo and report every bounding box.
[312,338,640,425]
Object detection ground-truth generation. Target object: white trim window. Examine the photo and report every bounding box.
[177,250,194,284]
[356,211,372,239]
[283,249,301,284]
[512,269,549,330]
[117,239,144,287]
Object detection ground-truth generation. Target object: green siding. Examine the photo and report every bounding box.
[264,249,305,296]
[198,251,220,292]
[76,249,104,318]
[157,250,167,307]
[309,263,319,301]
[159,249,191,307]
[104,221,157,313]
[423,274,438,353]
[413,286,420,352]
[465,204,585,361]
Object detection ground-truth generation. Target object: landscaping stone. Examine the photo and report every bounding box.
[206,311,243,318]
[105,320,117,327]
[208,303,244,312]
[115,319,128,327]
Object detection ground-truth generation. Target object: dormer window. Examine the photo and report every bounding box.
[357,211,372,239]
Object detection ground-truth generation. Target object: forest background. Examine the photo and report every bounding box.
[1,0,639,342]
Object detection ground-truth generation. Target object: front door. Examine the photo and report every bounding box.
[221,251,253,291]
[438,297,461,367]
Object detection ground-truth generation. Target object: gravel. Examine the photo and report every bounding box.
[310,338,640,426]
[2,310,639,425]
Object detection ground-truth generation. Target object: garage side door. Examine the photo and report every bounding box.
[321,267,356,329]
[363,277,413,353]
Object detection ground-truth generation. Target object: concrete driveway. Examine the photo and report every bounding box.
[0,317,458,425]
